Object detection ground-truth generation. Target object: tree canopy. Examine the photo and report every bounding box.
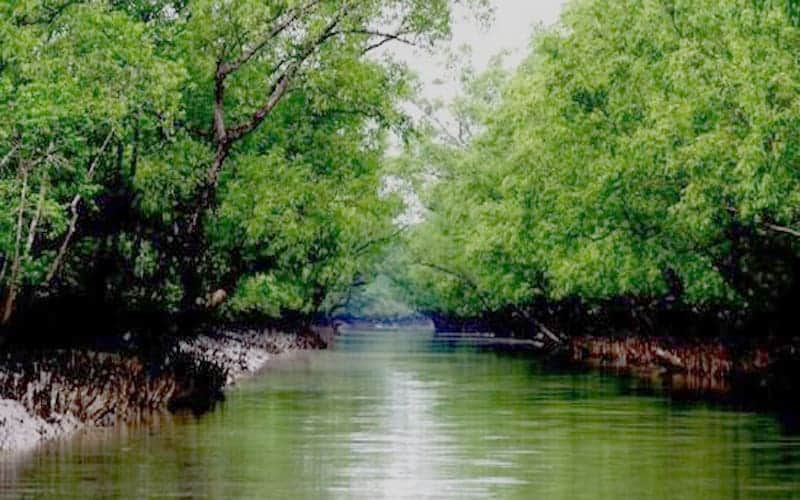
[0,0,486,328]
[2,0,799,335]
[394,0,800,327]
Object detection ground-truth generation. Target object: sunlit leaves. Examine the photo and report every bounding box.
[397,0,800,318]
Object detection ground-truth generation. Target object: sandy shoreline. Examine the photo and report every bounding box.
[0,327,329,455]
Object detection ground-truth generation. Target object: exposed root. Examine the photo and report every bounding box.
[569,336,778,393]
[0,327,326,453]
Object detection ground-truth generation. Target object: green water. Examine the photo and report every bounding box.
[3,329,800,499]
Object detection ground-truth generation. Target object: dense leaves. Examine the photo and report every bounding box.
[0,0,483,327]
[396,0,800,325]
[4,0,798,334]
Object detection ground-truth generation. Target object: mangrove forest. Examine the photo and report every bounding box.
[1,0,800,498]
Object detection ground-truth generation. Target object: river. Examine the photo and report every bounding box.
[2,328,800,499]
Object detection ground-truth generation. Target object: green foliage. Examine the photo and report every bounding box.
[135,137,211,224]
[340,274,417,320]
[0,0,478,325]
[0,1,184,313]
[397,0,800,319]
[211,85,402,317]
[10,0,797,331]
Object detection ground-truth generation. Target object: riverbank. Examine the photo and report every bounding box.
[8,328,799,499]
[0,326,331,455]
[432,314,800,407]
[565,334,800,406]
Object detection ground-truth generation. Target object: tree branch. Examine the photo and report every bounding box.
[2,163,29,323]
[352,226,407,257]
[46,129,114,283]
[225,14,344,143]
[350,28,419,53]
[15,0,81,26]
[765,222,800,239]
[24,174,47,256]
[0,143,19,170]
[416,260,494,311]
[217,0,323,80]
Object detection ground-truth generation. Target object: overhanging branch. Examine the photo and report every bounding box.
[217,0,323,80]
[765,222,800,239]
[225,14,344,143]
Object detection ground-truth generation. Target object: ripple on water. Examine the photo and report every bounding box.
[2,329,800,499]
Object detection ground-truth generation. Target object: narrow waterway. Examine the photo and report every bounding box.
[3,328,800,499]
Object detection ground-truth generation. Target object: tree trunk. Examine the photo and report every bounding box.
[2,167,29,325]
[178,142,230,319]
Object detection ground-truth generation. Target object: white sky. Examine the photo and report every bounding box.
[386,0,566,103]
[381,1,567,225]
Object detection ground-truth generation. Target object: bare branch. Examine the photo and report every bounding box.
[411,101,469,148]
[217,0,323,80]
[24,174,48,256]
[11,166,29,273]
[352,29,419,54]
[210,1,324,144]
[2,164,29,323]
[226,14,344,143]
[416,260,494,312]
[765,222,800,239]
[46,129,114,283]
[0,143,19,170]
[728,206,800,239]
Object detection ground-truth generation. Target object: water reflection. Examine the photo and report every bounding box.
[2,329,800,499]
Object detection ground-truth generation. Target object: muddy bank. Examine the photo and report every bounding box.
[567,335,800,403]
[0,327,329,455]
[429,301,800,405]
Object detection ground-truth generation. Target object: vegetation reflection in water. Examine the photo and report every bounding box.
[6,329,800,499]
